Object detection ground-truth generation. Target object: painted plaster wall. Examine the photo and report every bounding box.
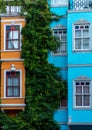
[48,2,68,130]
[67,11,92,65]
[68,66,92,123]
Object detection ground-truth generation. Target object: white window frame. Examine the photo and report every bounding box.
[4,23,22,51]
[73,23,90,51]
[52,28,67,55]
[51,0,68,7]
[73,77,92,108]
[4,70,22,98]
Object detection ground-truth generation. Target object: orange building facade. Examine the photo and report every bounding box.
[0,14,26,116]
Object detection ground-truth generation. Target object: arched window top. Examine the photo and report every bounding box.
[74,19,90,25]
[53,24,66,30]
[75,76,91,81]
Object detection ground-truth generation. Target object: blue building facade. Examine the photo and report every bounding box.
[48,0,92,130]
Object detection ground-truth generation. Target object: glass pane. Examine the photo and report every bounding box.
[13,31,18,39]
[84,95,90,106]
[55,46,60,53]
[8,41,14,49]
[13,77,18,86]
[13,41,19,49]
[7,31,12,39]
[76,95,82,106]
[7,77,12,86]
[83,86,89,93]
[83,30,89,37]
[61,36,67,42]
[60,43,66,51]
[54,34,60,40]
[14,87,19,96]
[75,26,79,29]
[75,39,81,49]
[83,38,89,49]
[76,82,80,85]
[76,86,82,93]
[7,86,12,96]
[75,30,81,37]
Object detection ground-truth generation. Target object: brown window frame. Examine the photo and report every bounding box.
[6,71,20,97]
[6,25,20,50]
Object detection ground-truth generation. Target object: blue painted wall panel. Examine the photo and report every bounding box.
[54,109,68,122]
[68,66,92,123]
[67,11,92,65]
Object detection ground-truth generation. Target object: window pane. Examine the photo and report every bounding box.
[55,46,60,53]
[83,30,89,37]
[7,77,12,86]
[75,39,81,49]
[84,95,90,106]
[76,86,82,93]
[13,31,18,39]
[8,41,14,49]
[7,86,12,96]
[13,41,19,49]
[61,36,66,41]
[7,31,12,39]
[75,30,81,37]
[13,77,19,86]
[60,43,66,51]
[83,86,89,93]
[14,87,19,96]
[83,38,89,49]
[76,95,82,106]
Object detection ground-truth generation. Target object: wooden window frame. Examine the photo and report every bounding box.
[6,71,20,97]
[6,25,20,50]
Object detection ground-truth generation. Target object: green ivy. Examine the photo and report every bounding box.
[0,0,67,129]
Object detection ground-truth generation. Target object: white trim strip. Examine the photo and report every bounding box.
[0,19,25,23]
[68,122,92,125]
[0,104,26,107]
[68,64,92,67]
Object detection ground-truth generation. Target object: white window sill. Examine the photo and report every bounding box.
[1,97,25,99]
[51,4,68,7]
[73,106,91,110]
[0,50,21,52]
[73,50,92,52]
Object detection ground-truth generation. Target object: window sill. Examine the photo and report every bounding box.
[52,53,67,56]
[51,5,68,7]
[73,106,92,110]
[73,50,92,53]
[0,50,21,52]
[1,97,25,99]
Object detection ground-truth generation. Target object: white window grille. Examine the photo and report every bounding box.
[74,24,90,51]
[53,29,67,54]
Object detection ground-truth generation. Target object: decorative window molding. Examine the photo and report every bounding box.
[73,21,90,51]
[4,24,22,51]
[73,76,91,108]
[52,24,67,55]
[51,0,68,7]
